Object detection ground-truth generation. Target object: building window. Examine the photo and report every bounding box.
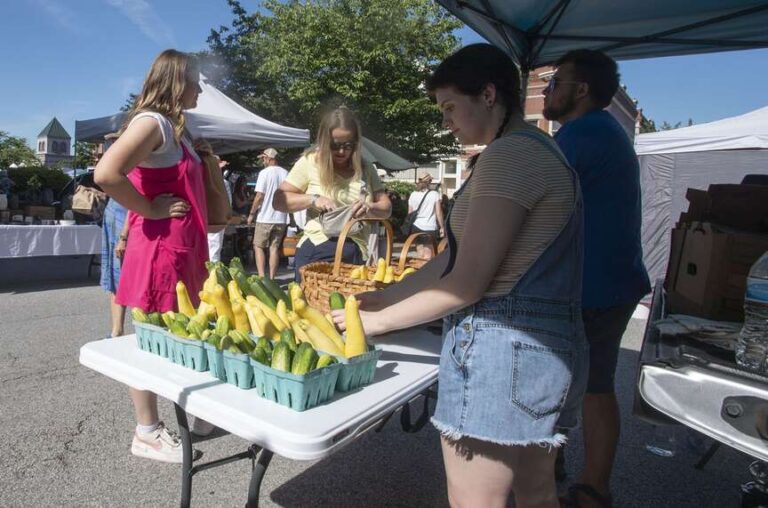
[443,160,457,176]
[52,141,59,153]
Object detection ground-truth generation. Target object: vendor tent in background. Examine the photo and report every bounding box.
[635,105,768,284]
[74,76,310,154]
[435,1,768,71]
[361,137,416,172]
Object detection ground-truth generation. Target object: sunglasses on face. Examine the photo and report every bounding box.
[544,78,583,92]
[330,141,356,152]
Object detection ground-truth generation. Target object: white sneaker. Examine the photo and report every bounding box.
[131,422,183,463]
[190,416,216,437]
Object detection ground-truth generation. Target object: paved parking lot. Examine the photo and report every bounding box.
[0,273,757,507]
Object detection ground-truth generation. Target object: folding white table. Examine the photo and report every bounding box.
[79,327,442,507]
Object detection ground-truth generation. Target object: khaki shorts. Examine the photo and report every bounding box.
[254,223,287,249]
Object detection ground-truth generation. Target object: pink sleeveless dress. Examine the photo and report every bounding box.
[116,142,209,312]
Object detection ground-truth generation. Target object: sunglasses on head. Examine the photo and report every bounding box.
[330,141,356,152]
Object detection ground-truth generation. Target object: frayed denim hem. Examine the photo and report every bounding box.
[431,416,568,450]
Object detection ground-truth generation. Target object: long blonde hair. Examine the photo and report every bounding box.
[122,49,198,144]
[308,106,364,194]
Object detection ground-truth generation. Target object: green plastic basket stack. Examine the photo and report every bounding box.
[133,321,167,357]
[203,343,226,381]
[335,347,382,392]
[167,335,209,372]
[222,350,255,389]
[250,359,342,411]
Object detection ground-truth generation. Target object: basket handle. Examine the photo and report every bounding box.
[332,218,394,276]
[397,232,438,272]
[437,237,448,254]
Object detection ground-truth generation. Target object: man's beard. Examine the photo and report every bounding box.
[543,92,577,121]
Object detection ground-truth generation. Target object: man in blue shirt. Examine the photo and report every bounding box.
[544,49,650,508]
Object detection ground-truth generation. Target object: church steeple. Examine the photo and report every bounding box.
[36,117,73,166]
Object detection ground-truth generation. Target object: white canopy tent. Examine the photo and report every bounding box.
[74,76,310,154]
[636,106,768,283]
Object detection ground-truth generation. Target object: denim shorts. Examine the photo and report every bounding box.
[432,295,589,447]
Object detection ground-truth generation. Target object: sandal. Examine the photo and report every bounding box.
[561,483,613,508]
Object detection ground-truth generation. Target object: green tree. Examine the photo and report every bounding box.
[73,141,97,169]
[120,93,138,112]
[204,0,462,163]
[0,131,40,168]
[639,115,656,133]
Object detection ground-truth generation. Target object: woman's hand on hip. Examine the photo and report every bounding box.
[114,239,127,259]
[148,193,190,219]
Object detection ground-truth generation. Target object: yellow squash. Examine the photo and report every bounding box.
[373,258,386,282]
[175,281,196,317]
[299,320,344,357]
[344,295,368,357]
[246,296,288,332]
[212,284,235,323]
[294,298,345,351]
[231,301,250,334]
[383,266,395,284]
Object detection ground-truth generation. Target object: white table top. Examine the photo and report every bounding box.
[0,224,101,258]
[80,329,442,461]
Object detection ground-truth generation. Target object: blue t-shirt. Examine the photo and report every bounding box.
[555,110,650,308]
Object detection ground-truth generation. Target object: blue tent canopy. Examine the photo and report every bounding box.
[436,0,768,69]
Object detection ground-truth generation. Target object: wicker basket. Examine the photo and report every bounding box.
[396,231,438,270]
[300,218,398,313]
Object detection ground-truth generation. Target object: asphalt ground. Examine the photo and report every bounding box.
[0,266,757,507]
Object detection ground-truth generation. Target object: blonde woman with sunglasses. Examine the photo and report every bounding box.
[273,106,392,280]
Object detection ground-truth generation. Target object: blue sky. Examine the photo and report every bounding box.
[2,0,767,151]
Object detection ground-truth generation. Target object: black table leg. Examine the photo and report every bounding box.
[174,403,194,508]
[246,449,274,508]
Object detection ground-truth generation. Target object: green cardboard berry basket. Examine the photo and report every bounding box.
[203,343,226,381]
[222,350,255,389]
[335,346,382,392]
[133,321,168,357]
[166,335,208,372]
[249,359,342,411]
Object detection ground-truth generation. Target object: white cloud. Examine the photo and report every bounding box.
[105,0,177,47]
[33,0,78,33]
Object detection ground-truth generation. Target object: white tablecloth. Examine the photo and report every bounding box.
[0,225,101,258]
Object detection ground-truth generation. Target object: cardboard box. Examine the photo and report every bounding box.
[680,184,768,232]
[24,205,56,220]
[666,222,768,322]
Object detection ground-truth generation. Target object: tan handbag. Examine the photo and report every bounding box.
[71,185,108,219]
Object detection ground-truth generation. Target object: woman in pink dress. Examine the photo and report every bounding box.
[95,49,207,463]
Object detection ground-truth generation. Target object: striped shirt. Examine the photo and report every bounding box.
[448,128,576,297]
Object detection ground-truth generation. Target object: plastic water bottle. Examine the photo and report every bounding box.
[736,253,768,373]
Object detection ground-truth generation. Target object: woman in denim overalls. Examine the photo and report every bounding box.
[334,44,588,507]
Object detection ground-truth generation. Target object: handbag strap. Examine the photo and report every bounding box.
[412,189,432,215]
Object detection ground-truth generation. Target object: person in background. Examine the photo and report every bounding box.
[247,148,288,278]
[543,49,651,508]
[195,139,233,263]
[407,174,445,259]
[273,106,392,280]
[333,43,587,508]
[94,49,208,463]
[231,174,251,216]
[99,132,128,338]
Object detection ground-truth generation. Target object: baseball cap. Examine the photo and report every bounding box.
[260,148,278,159]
